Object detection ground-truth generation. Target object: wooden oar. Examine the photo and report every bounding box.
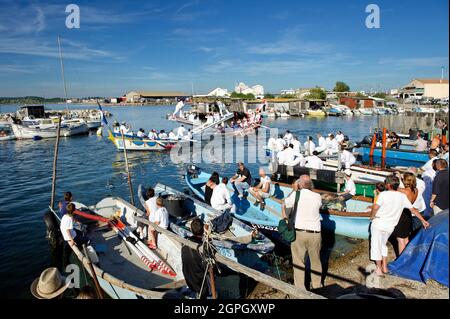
[82,244,104,299]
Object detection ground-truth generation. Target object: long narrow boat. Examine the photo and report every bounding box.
[357,145,429,167]
[185,168,281,232]
[49,197,186,299]
[307,109,327,117]
[186,167,373,239]
[139,183,275,271]
[109,131,179,151]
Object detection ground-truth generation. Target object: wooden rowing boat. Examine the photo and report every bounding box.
[138,183,275,271]
[50,197,185,299]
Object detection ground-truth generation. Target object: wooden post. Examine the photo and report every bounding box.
[381,128,387,168]
[369,132,377,166]
[50,116,62,210]
[209,267,217,299]
[120,131,135,206]
[82,244,104,299]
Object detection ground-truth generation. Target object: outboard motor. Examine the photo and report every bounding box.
[186,165,201,179]
[160,194,194,219]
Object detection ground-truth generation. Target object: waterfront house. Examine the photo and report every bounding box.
[400,78,449,100]
[125,91,189,103]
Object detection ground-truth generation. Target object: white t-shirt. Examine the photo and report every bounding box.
[415,138,428,152]
[304,141,316,154]
[412,178,426,213]
[145,197,158,222]
[318,136,326,148]
[260,176,271,194]
[177,126,186,137]
[154,207,169,229]
[336,134,345,144]
[276,138,286,152]
[284,133,293,144]
[329,139,339,153]
[211,183,232,210]
[344,178,356,196]
[342,150,356,169]
[60,214,76,242]
[277,150,287,165]
[421,158,437,180]
[285,189,322,232]
[292,139,301,154]
[372,191,414,232]
[305,156,324,169]
[168,132,177,140]
[284,148,295,165]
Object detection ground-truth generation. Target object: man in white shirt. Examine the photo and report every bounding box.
[370,176,429,276]
[336,131,345,144]
[119,122,129,134]
[414,133,428,152]
[136,129,145,138]
[275,135,286,152]
[282,175,322,290]
[284,130,293,145]
[291,136,302,155]
[172,99,185,118]
[341,145,356,169]
[325,134,339,155]
[305,151,324,169]
[249,168,271,210]
[277,147,288,165]
[304,136,316,156]
[177,125,186,139]
[168,131,177,140]
[148,130,158,140]
[148,198,170,249]
[158,130,168,139]
[284,144,296,166]
[211,177,233,212]
[421,149,438,217]
[339,169,356,201]
[315,134,327,153]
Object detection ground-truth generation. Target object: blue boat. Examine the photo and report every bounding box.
[358,145,429,167]
[185,167,374,240]
[138,183,275,271]
[185,167,282,232]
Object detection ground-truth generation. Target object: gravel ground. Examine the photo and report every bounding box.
[248,240,449,299]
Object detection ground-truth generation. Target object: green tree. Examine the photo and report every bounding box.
[264,93,275,99]
[304,87,326,100]
[334,81,350,92]
[231,92,255,100]
[372,92,387,99]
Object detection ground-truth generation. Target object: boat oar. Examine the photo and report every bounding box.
[82,244,104,299]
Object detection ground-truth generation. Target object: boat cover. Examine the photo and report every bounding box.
[388,210,449,287]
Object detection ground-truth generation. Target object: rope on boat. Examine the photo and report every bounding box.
[198,222,219,299]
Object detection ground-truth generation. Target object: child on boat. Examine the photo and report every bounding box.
[60,203,89,247]
[58,192,73,218]
[148,198,169,250]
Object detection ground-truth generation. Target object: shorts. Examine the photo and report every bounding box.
[258,191,270,199]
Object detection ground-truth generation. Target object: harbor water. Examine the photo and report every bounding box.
[0,104,378,298]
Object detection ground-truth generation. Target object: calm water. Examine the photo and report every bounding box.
[0,104,377,298]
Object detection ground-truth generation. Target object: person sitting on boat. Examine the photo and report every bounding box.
[136,128,146,139]
[119,122,129,134]
[304,136,316,156]
[177,125,186,139]
[249,168,271,210]
[211,177,234,213]
[148,198,169,250]
[414,133,428,152]
[324,134,339,155]
[431,134,442,151]
[183,129,193,141]
[205,172,220,206]
[336,131,345,144]
[60,203,89,247]
[291,136,301,155]
[305,151,324,169]
[147,129,157,140]
[315,133,327,153]
[387,132,401,149]
[58,192,73,218]
[340,145,356,169]
[288,144,306,167]
[338,169,356,201]
[168,130,177,140]
[230,162,252,199]
[181,218,209,299]
[276,134,286,152]
[113,121,120,133]
[158,130,168,140]
[144,187,158,246]
[277,146,288,165]
[284,130,293,145]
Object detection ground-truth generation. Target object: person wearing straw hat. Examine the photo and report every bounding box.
[30,267,70,299]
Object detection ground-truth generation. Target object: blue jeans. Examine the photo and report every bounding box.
[235,181,250,196]
[422,176,433,218]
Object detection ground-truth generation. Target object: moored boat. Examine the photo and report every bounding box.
[49,197,185,299]
[357,145,429,167]
[307,109,327,117]
[109,131,178,151]
[0,124,15,141]
[139,183,275,271]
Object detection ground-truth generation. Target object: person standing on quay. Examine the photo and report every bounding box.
[282,175,322,291]
[430,159,449,215]
[369,176,429,276]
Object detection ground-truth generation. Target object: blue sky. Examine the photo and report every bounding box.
[0,0,448,97]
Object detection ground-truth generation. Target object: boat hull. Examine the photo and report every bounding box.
[111,132,177,151]
[358,146,429,167]
[10,123,58,139]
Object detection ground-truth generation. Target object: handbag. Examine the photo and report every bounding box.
[278,190,301,243]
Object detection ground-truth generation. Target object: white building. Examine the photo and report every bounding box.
[208,87,231,98]
[400,79,449,99]
[234,82,265,99]
[281,89,296,96]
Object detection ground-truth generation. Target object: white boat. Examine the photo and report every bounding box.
[50,197,185,299]
[357,108,374,116]
[60,118,89,137]
[86,116,102,130]
[0,124,15,141]
[10,119,59,139]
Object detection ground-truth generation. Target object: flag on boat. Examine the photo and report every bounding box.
[97,102,108,126]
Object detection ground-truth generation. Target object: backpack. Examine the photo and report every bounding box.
[278,191,301,243]
[210,211,233,234]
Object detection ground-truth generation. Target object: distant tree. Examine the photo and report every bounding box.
[304,87,326,100]
[264,93,275,99]
[355,92,367,98]
[231,92,255,100]
[280,94,297,99]
[372,92,387,99]
[334,81,350,92]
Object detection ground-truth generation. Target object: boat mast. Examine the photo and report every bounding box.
[57,36,69,113]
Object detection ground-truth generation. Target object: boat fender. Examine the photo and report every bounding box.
[44,211,63,248]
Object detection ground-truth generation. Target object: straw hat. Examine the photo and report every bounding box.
[30,268,70,299]
[344,169,352,176]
